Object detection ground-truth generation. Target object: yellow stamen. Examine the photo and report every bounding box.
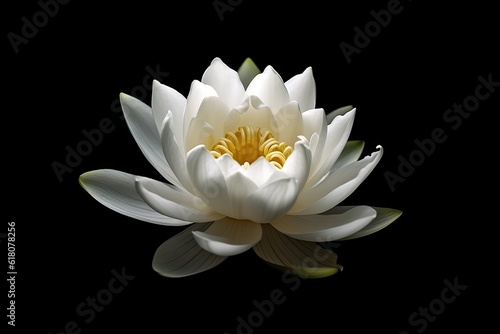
[210,127,293,169]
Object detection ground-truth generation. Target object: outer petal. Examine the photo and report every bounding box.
[161,112,196,194]
[271,206,377,242]
[120,93,181,187]
[79,169,191,226]
[201,57,245,108]
[253,225,342,278]
[324,206,403,240]
[153,223,227,278]
[290,146,383,215]
[306,108,356,186]
[284,67,316,112]
[135,176,225,223]
[151,80,187,137]
[326,105,354,125]
[192,218,262,256]
[244,65,290,113]
[330,140,365,174]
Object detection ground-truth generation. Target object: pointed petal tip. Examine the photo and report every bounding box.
[209,57,227,68]
[325,105,356,124]
[78,173,87,187]
[119,92,131,101]
[240,57,259,70]
[152,79,162,88]
[238,58,262,89]
[78,170,99,189]
[263,64,275,73]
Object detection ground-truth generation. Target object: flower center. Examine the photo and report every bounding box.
[210,126,293,169]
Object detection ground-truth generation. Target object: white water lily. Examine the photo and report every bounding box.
[79,57,401,278]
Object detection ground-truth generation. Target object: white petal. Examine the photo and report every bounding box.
[284,67,316,112]
[160,112,196,194]
[153,223,227,278]
[302,108,327,139]
[187,145,301,223]
[301,108,327,174]
[79,169,191,226]
[201,57,245,108]
[244,66,290,113]
[245,157,284,187]
[205,167,258,219]
[215,153,241,176]
[192,218,262,256]
[186,145,231,215]
[225,95,278,135]
[242,178,300,223]
[224,171,259,219]
[253,225,342,278]
[307,108,356,187]
[183,80,218,147]
[281,138,312,191]
[274,101,304,145]
[271,206,377,242]
[184,118,214,153]
[290,147,383,215]
[151,80,186,137]
[135,176,225,223]
[120,93,181,187]
[330,140,365,174]
[326,105,354,124]
[185,96,230,151]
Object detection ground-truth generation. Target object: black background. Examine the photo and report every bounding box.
[4,0,498,333]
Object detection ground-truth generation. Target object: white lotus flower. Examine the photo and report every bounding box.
[79,57,401,278]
